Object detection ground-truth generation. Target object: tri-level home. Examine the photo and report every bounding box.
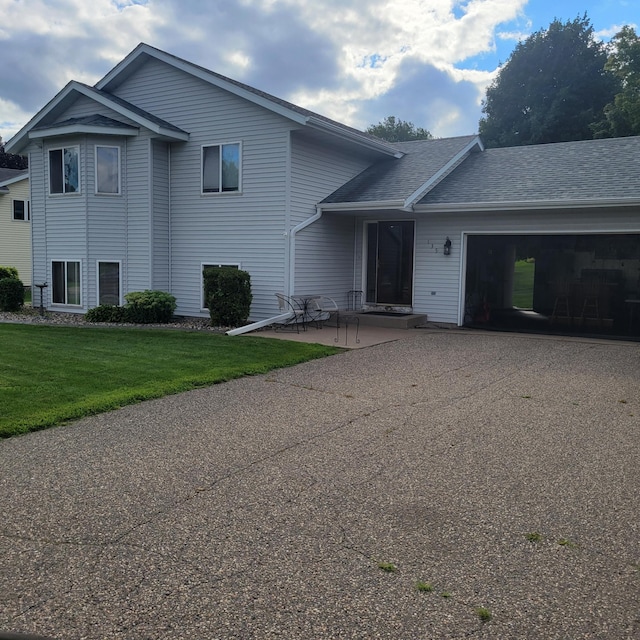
[6,43,640,335]
[0,168,31,286]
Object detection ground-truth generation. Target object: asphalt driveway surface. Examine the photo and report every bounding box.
[1,331,639,639]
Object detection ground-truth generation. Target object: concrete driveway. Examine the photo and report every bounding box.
[1,331,638,639]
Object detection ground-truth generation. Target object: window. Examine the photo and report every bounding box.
[96,146,120,194]
[201,263,239,308]
[12,200,30,221]
[52,260,81,305]
[202,143,241,193]
[98,261,121,305]
[49,147,79,194]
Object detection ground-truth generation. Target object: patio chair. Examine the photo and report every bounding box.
[307,296,339,328]
[274,293,306,333]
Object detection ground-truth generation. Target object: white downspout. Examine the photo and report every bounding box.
[287,205,323,295]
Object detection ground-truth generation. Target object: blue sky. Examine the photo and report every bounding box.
[0,0,637,142]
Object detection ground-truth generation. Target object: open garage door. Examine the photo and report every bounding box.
[464,234,640,338]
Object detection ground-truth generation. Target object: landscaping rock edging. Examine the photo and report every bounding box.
[0,307,228,333]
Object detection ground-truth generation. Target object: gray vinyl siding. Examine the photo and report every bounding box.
[151,140,170,291]
[411,207,640,324]
[113,57,298,319]
[290,134,371,304]
[29,146,47,302]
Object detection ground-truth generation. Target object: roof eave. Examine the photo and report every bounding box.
[320,200,406,212]
[30,125,139,140]
[415,197,640,213]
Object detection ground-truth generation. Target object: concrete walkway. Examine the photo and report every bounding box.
[1,331,639,639]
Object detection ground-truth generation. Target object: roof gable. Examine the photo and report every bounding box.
[94,43,401,159]
[7,80,189,153]
[321,135,482,209]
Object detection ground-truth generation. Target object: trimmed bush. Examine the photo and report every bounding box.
[204,266,252,327]
[123,290,177,324]
[0,266,19,281]
[85,304,127,323]
[0,277,25,311]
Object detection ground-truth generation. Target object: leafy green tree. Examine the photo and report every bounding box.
[366,116,433,142]
[0,137,28,170]
[479,15,619,148]
[593,26,640,138]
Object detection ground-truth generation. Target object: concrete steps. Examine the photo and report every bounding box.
[346,312,428,329]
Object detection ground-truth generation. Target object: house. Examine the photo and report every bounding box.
[0,168,31,286]
[6,43,640,335]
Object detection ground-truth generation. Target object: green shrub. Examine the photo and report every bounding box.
[123,290,177,324]
[0,277,25,311]
[85,304,127,323]
[203,267,252,327]
[0,266,19,281]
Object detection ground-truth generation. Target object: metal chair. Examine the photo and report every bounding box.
[274,293,305,332]
[307,296,339,327]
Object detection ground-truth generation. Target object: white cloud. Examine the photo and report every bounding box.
[2,0,632,140]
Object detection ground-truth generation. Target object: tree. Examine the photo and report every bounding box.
[366,116,433,142]
[0,137,28,170]
[592,26,640,138]
[479,15,619,148]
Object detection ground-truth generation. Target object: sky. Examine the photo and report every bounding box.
[0,0,637,142]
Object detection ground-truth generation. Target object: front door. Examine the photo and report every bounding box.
[365,221,415,305]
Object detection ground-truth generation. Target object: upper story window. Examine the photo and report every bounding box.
[202,143,241,194]
[96,146,121,195]
[12,200,30,221]
[49,146,79,194]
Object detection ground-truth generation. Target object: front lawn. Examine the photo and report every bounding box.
[0,324,341,438]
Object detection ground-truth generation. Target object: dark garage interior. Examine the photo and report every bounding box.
[464,233,640,338]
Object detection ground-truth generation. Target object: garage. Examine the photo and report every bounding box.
[463,233,640,337]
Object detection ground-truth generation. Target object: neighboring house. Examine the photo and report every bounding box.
[0,168,31,286]
[6,43,640,335]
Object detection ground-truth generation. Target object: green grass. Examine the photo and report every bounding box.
[0,324,341,438]
[512,259,535,309]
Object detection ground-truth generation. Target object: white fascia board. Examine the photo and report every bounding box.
[29,125,138,139]
[319,200,406,212]
[403,136,484,209]
[415,197,640,213]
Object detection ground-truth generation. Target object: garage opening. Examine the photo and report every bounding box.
[464,234,640,338]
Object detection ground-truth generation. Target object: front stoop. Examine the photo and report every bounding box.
[348,312,428,329]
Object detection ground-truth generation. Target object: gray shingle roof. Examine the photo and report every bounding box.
[31,113,137,132]
[0,168,28,185]
[321,135,479,204]
[421,135,640,205]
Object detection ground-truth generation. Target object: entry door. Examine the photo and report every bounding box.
[366,221,415,305]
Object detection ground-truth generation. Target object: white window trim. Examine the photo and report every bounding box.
[48,145,81,195]
[201,142,242,195]
[95,145,121,196]
[51,259,82,307]
[201,262,241,309]
[96,260,122,306]
[12,199,30,222]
